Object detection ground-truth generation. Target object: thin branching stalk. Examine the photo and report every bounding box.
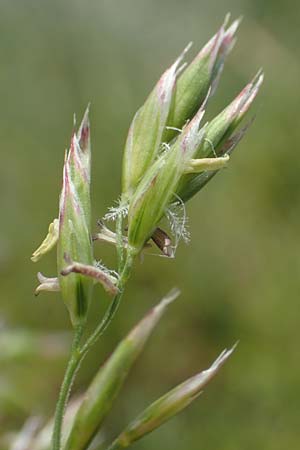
[52,324,83,450]
[51,227,134,450]
[80,248,134,358]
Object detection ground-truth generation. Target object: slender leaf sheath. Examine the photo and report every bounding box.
[64,289,179,450]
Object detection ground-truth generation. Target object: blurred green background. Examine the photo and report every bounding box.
[0,0,300,448]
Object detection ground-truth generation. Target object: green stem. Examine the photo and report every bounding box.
[52,324,83,450]
[79,251,134,358]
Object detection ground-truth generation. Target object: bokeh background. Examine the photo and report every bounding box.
[0,0,299,449]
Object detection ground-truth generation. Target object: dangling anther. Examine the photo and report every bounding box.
[151,228,174,257]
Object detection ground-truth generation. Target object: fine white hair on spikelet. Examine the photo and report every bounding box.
[103,198,129,221]
[166,194,190,254]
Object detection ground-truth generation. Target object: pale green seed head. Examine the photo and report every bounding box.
[119,17,262,256]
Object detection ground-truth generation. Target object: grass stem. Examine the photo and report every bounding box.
[52,324,83,450]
